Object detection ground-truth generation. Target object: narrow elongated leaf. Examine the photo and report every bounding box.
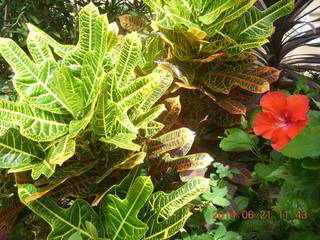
[147,128,195,160]
[119,14,149,33]
[97,152,146,183]
[131,66,173,117]
[157,96,181,133]
[0,128,43,168]
[18,184,105,240]
[161,153,213,172]
[80,14,109,108]
[48,171,98,200]
[102,176,154,240]
[143,0,165,16]
[0,196,24,228]
[27,23,74,58]
[27,161,96,201]
[27,33,55,64]
[203,0,256,36]
[62,3,100,67]
[69,98,97,138]
[0,99,69,141]
[203,64,273,94]
[100,133,141,151]
[215,97,247,115]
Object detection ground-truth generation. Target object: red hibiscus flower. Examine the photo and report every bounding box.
[253,91,310,151]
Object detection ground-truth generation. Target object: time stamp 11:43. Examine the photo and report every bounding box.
[212,210,309,220]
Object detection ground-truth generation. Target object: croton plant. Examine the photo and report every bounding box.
[0,0,295,239]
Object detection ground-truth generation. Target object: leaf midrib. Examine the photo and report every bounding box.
[26,195,93,239]
[239,2,291,36]
[0,141,41,160]
[0,106,67,126]
[111,179,148,239]
[7,43,73,114]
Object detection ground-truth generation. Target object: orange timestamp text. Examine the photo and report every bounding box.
[212,210,309,220]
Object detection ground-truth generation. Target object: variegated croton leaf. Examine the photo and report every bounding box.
[142,0,292,116]
[17,168,209,240]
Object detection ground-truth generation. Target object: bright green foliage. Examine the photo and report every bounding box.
[145,177,210,239]
[0,3,173,178]
[0,3,216,239]
[0,128,44,168]
[144,0,294,54]
[219,128,259,152]
[19,184,105,240]
[102,176,153,239]
[142,0,292,117]
[282,111,320,159]
[18,171,209,240]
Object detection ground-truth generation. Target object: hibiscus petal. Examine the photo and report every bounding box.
[270,127,291,152]
[260,91,287,116]
[287,94,310,122]
[287,118,310,139]
[253,112,279,139]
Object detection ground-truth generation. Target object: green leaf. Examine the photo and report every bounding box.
[100,133,141,151]
[203,205,217,224]
[301,158,320,170]
[0,99,69,141]
[45,135,76,165]
[68,232,82,240]
[26,161,96,202]
[147,128,195,161]
[202,64,276,95]
[92,34,166,149]
[162,152,213,172]
[27,33,55,64]
[156,96,181,133]
[69,98,97,138]
[93,167,141,206]
[219,128,258,152]
[0,121,17,136]
[27,23,74,58]
[62,3,100,67]
[229,0,294,43]
[18,184,105,240]
[282,111,320,159]
[0,38,76,115]
[51,66,84,118]
[145,177,209,239]
[9,158,56,180]
[254,163,286,182]
[0,128,44,168]
[199,0,237,25]
[101,176,153,240]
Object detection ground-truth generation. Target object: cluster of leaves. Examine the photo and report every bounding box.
[0,3,215,239]
[139,0,294,129]
[254,0,320,83]
[1,0,318,239]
